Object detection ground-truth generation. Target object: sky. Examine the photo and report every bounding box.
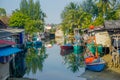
[0,0,82,24]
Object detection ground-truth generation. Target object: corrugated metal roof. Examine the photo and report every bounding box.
[104,20,120,29]
[1,28,24,33]
[0,30,13,38]
[0,16,9,26]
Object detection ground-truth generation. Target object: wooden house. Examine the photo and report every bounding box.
[0,19,24,79]
[1,29,25,46]
[0,31,23,80]
[87,20,120,54]
[104,20,120,48]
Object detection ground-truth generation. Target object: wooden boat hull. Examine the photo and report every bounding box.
[60,46,73,50]
[86,59,105,72]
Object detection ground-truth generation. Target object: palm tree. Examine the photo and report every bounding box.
[95,0,119,18]
[61,2,92,34]
[81,0,98,18]
[61,2,79,34]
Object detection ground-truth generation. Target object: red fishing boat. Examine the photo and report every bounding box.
[60,43,73,50]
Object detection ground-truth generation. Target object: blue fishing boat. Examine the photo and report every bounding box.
[86,58,105,72]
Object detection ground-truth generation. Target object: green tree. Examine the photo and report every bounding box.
[20,0,28,15]
[0,8,6,16]
[61,2,92,34]
[61,2,80,34]
[95,0,120,19]
[25,19,43,34]
[34,0,46,20]
[20,0,46,20]
[81,0,98,18]
[93,13,104,26]
[9,0,46,34]
[28,0,35,19]
[9,11,29,28]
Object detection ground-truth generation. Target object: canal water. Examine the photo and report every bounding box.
[23,39,86,80]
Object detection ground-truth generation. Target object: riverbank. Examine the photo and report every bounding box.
[80,54,120,80]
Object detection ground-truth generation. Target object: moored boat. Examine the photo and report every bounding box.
[85,58,105,72]
[60,43,73,50]
[73,45,83,54]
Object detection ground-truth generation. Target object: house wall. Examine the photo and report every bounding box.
[95,31,111,47]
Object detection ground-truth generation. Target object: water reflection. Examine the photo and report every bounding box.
[55,37,64,45]
[61,49,84,73]
[11,38,85,79]
[44,39,55,48]
[10,52,26,77]
[26,45,48,74]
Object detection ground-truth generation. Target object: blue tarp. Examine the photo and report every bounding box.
[0,47,22,56]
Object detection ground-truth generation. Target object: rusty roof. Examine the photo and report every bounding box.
[0,20,7,29]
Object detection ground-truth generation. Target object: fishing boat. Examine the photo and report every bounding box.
[84,47,106,72]
[60,43,73,50]
[85,58,105,72]
[73,45,83,54]
[85,34,106,72]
